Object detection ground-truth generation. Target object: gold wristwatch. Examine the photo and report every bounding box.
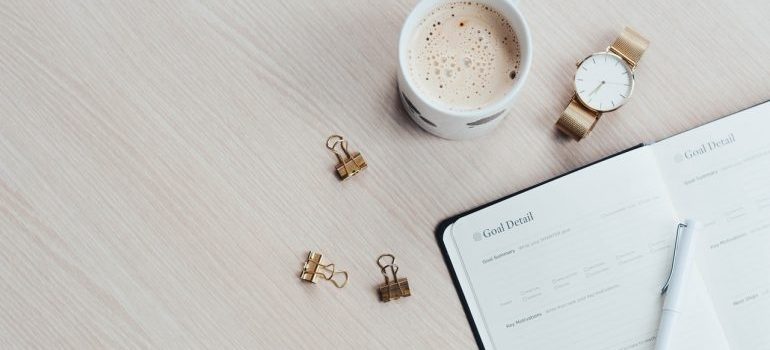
[556,27,650,140]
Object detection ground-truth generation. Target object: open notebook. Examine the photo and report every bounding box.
[438,101,770,350]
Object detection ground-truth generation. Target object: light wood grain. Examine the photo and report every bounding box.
[0,0,768,348]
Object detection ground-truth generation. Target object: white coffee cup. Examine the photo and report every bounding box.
[397,0,532,140]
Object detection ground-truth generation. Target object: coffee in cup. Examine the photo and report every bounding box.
[398,0,531,140]
[406,2,520,111]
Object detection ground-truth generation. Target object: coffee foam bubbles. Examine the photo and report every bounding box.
[407,2,520,111]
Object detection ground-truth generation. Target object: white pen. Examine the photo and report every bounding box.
[654,219,700,350]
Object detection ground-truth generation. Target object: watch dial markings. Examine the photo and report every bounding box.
[574,53,633,112]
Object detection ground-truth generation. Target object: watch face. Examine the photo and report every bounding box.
[574,52,634,112]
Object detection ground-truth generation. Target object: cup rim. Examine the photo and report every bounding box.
[398,0,532,118]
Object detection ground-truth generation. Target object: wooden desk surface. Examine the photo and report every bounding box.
[1,0,768,348]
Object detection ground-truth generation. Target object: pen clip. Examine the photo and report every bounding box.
[661,223,688,295]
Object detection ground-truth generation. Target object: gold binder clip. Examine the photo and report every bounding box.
[300,251,349,288]
[326,135,367,180]
[377,253,411,302]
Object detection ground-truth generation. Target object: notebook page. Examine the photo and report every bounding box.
[653,101,770,349]
[443,147,679,350]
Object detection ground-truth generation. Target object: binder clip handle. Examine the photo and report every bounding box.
[321,263,349,288]
[377,253,399,284]
[326,135,353,164]
[377,253,396,269]
[380,264,399,285]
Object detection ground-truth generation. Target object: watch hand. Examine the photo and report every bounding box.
[604,81,629,86]
[588,81,605,96]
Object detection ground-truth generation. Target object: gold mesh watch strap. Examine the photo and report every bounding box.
[609,27,649,68]
[556,27,648,140]
[556,99,600,141]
